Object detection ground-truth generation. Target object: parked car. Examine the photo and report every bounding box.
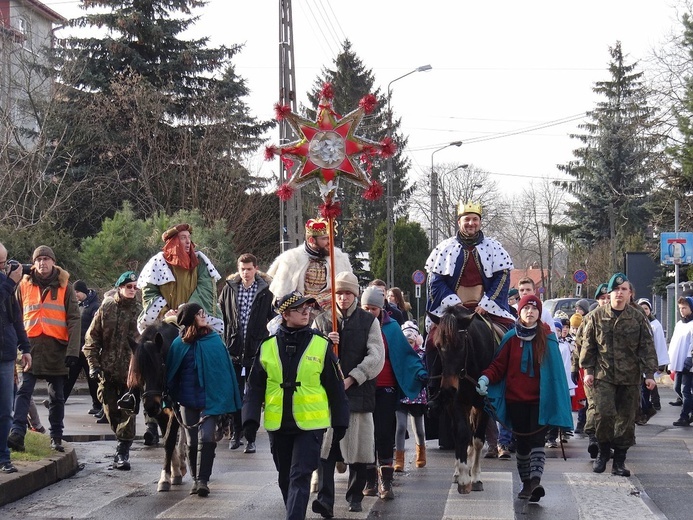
[542,298,597,318]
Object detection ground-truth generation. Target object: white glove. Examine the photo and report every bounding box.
[476,375,489,396]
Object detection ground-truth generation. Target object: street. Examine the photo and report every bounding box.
[1,384,692,520]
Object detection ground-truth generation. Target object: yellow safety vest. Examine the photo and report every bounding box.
[19,279,69,341]
[260,335,331,431]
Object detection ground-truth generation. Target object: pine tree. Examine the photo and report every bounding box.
[304,41,412,267]
[43,0,273,236]
[557,42,660,270]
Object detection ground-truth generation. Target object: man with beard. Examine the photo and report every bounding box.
[424,202,514,412]
[137,223,223,333]
[267,218,352,315]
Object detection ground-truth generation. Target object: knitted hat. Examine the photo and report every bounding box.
[177,303,203,328]
[115,271,138,287]
[517,294,542,315]
[275,291,317,314]
[32,245,55,262]
[575,299,590,314]
[334,271,359,296]
[162,223,192,242]
[305,218,329,238]
[73,280,89,294]
[401,320,423,347]
[594,283,608,300]
[636,298,652,310]
[570,313,583,328]
[607,272,628,292]
[361,286,384,308]
[554,320,563,331]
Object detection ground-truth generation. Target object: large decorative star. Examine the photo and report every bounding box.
[267,84,393,204]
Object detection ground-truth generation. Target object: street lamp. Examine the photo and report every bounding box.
[385,64,432,288]
[430,141,463,248]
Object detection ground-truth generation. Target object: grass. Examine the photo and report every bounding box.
[10,431,53,462]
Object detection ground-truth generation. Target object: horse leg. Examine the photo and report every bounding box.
[470,409,489,491]
[453,407,473,494]
[169,418,185,485]
[157,411,177,492]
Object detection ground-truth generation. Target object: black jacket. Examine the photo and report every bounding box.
[0,273,30,362]
[242,324,350,434]
[79,289,100,346]
[219,272,275,367]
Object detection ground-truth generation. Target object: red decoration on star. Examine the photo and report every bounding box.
[266,83,395,202]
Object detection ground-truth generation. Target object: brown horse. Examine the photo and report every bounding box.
[429,306,497,493]
[128,322,187,492]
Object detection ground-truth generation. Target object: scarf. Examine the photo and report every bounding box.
[163,236,199,270]
[456,229,484,247]
[515,320,538,377]
[305,241,327,259]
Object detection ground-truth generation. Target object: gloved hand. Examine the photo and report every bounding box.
[64,355,80,368]
[89,367,103,380]
[333,426,347,443]
[571,371,579,385]
[243,421,259,439]
[476,375,489,396]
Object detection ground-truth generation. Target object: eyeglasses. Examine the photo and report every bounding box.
[290,306,311,315]
[123,284,137,290]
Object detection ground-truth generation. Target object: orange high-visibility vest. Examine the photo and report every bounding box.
[19,279,69,341]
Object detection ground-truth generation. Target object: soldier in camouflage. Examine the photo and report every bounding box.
[83,271,142,470]
[579,273,658,477]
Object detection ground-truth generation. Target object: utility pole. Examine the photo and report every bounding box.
[278,0,302,251]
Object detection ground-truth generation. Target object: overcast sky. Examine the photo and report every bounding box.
[46,0,682,191]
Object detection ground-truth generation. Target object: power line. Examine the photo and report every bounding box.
[299,0,338,59]
[324,2,347,43]
[313,0,346,49]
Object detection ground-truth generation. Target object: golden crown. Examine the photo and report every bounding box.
[457,201,482,217]
[305,218,330,237]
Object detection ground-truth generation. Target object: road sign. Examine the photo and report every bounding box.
[573,269,588,284]
[412,270,426,285]
[415,284,421,299]
[575,283,582,297]
[661,232,693,265]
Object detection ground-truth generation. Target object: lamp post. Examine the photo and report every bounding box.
[386,64,432,288]
[430,141,463,248]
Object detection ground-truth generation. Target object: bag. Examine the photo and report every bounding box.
[684,356,693,372]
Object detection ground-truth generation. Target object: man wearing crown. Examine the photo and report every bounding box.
[267,218,352,314]
[424,202,514,414]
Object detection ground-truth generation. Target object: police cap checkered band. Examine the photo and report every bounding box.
[276,291,317,314]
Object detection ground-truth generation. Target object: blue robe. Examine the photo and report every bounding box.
[381,316,427,400]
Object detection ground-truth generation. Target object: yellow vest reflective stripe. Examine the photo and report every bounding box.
[260,335,331,431]
[19,280,69,341]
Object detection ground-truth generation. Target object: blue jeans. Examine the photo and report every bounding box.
[680,371,693,420]
[0,360,14,463]
[12,372,65,439]
[498,423,513,445]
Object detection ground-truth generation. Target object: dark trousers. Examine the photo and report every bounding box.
[270,430,323,520]
[64,352,100,408]
[506,402,546,455]
[12,372,65,439]
[317,441,368,508]
[232,364,255,442]
[374,386,398,465]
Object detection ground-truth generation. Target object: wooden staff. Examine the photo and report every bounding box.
[328,215,338,353]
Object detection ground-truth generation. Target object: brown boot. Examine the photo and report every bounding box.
[378,466,395,500]
[415,444,426,468]
[394,450,405,472]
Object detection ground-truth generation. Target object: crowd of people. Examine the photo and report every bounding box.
[0,202,681,518]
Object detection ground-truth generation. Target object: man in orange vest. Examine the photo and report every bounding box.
[7,245,80,453]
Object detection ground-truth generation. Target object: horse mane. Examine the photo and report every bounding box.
[127,322,179,389]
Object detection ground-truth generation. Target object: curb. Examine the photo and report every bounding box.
[0,444,79,507]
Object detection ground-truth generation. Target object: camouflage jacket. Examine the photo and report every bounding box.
[579,304,657,385]
[83,292,142,382]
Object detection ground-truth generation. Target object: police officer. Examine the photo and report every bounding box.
[243,292,349,520]
[580,273,658,477]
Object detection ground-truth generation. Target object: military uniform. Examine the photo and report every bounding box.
[580,303,657,450]
[83,291,142,442]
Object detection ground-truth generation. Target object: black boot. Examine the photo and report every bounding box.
[378,465,395,500]
[592,443,611,473]
[611,447,631,477]
[363,465,378,496]
[229,430,243,450]
[528,477,545,503]
[197,442,216,497]
[143,422,159,446]
[587,434,599,459]
[188,443,198,494]
[114,440,132,470]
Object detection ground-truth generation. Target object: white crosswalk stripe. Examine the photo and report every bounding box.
[442,472,514,520]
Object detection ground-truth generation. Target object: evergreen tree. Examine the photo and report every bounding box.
[43,0,273,237]
[304,40,412,266]
[557,42,660,270]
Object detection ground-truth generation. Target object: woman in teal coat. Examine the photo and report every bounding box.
[166,303,242,497]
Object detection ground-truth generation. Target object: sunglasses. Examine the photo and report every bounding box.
[123,284,137,290]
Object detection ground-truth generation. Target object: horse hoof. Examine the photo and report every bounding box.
[452,474,459,484]
[457,483,472,494]
[171,475,183,485]
[157,481,171,492]
[472,481,484,492]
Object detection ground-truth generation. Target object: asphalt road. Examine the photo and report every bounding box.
[1,383,692,519]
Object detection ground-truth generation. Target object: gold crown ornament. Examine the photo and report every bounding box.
[457,201,482,218]
[305,218,330,237]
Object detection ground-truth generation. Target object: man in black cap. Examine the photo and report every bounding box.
[8,246,80,453]
[243,291,349,520]
[580,272,658,477]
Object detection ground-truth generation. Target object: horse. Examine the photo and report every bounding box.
[128,322,188,492]
[429,305,498,494]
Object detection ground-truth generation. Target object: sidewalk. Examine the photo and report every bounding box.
[0,382,150,506]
